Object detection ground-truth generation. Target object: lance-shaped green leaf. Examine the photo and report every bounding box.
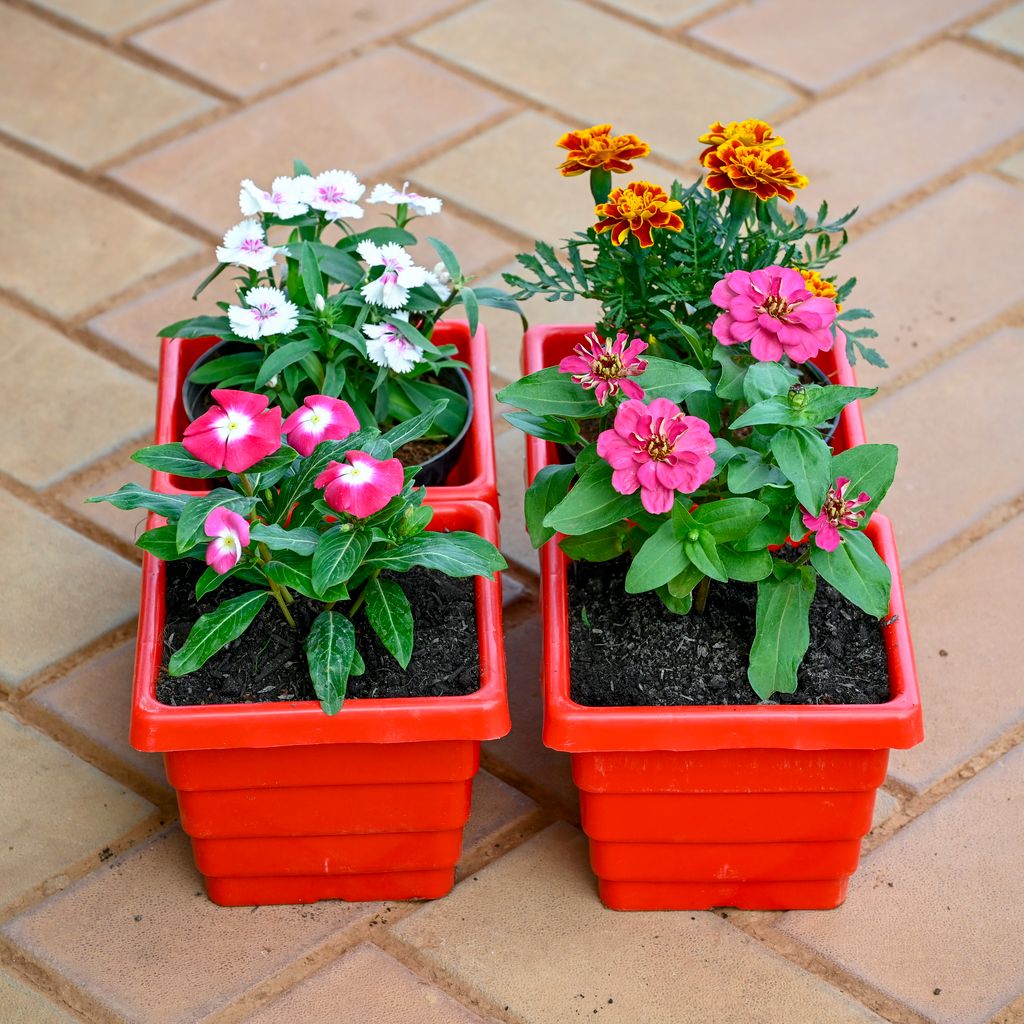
[244,445,299,476]
[86,484,189,519]
[748,565,816,698]
[428,236,461,281]
[365,531,506,578]
[684,530,728,582]
[801,385,876,423]
[559,524,628,562]
[175,491,258,554]
[503,411,581,445]
[250,523,319,556]
[691,497,769,543]
[460,286,480,337]
[137,524,202,560]
[298,241,325,301]
[194,564,242,600]
[132,442,225,479]
[770,426,832,512]
[632,357,711,403]
[186,351,263,385]
[365,577,414,669]
[168,591,269,676]
[305,242,362,286]
[305,610,356,715]
[157,315,233,340]
[255,339,319,388]
[829,444,898,520]
[727,448,785,493]
[396,377,466,437]
[312,528,371,594]
[543,460,642,536]
[381,400,448,451]
[811,530,891,618]
[719,546,773,582]
[625,519,689,593]
[496,367,603,419]
[525,464,576,548]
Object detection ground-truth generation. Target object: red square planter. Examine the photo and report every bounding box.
[156,320,498,511]
[132,501,510,906]
[522,324,923,911]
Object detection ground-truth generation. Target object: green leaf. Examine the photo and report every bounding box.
[748,566,816,698]
[713,345,746,400]
[312,528,371,594]
[168,591,269,676]
[461,286,480,337]
[366,531,506,578]
[396,377,466,438]
[743,361,798,405]
[829,444,898,519]
[365,577,414,669]
[250,523,319,556]
[175,491,257,554]
[727,449,786,493]
[186,351,263,385]
[156,315,233,340]
[633,356,711,403]
[381,400,448,450]
[543,460,642,536]
[559,524,627,562]
[666,562,705,599]
[729,395,799,430]
[719,546,773,582]
[524,464,576,548]
[245,445,299,476]
[428,236,461,281]
[86,484,189,519]
[137,524,198,560]
[802,385,876,423]
[684,531,728,583]
[625,519,689,593]
[305,242,363,286]
[692,497,769,542]
[194,564,240,600]
[503,411,580,445]
[255,339,319,388]
[131,443,225,479]
[770,426,832,512]
[305,610,356,715]
[496,367,602,419]
[811,530,891,618]
[339,226,416,251]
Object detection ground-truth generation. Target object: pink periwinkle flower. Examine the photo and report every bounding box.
[314,450,404,519]
[710,265,837,363]
[282,395,360,457]
[801,477,870,552]
[597,398,716,515]
[204,507,250,575]
[182,389,283,474]
[558,330,649,406]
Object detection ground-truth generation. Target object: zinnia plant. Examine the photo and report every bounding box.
[498,336,897,699]
[162,160,521,446]
[89,394,506,714]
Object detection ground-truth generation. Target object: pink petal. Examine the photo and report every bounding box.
[612,399,648,439]
[713,314,737,345]
[559,355,591,375]
[597,431,636,470]
[749,329,785,362]
[211,389,269,418]
[206,538,241,575]
[814,523,842,552]
[640,483,674,515]
[619,379,645,401]
[204,506,250,545]
[636,461,659,490]
[610,465,639,495]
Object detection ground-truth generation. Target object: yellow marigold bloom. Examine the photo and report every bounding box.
[698,119,784,165]
[557,124,651,177]
[594,181,683,248]
[703,140,808,203]
[799,268,842,310]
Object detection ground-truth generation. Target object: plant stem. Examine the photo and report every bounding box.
[693,575,712,615]
[348,567,381,618]
[269,582,297,627]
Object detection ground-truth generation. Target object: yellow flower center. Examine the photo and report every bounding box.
[645,433,673,462]
[593,351,625,380]
[759,295,791,319]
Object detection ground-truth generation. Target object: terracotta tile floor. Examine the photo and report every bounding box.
[1,0,1022,1020]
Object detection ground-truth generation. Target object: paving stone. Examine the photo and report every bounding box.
[133,0,461,98]
[484,619,577,815]
[1000,148,1024,180]
[245,943,486,1023]
[0,7,213,168]
[0,305,152,489]
[0,145,198,317]
[494,430,534,572]
[601,0,721,25]
[841,175,1024,389]
[780,42,1024,219]
[111,48,507,234]
[2,829,376,1024]
[413,0,794,165]
[693,0,991,91]
[889,516,1024,792]
[0,969,77,1024]
[30,0,190,34]
[865,328,1024,564]
[0,492,139,688]
[781,744,1024,1024]
[30,643,168,790]
[0,713,154,909]
[59,457,154,548]
[394,822,885,1024]
[461,769,538,858]
[970,2,1024,59]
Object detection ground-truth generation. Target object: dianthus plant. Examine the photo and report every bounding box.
[504,120,883,428]
[498,332,898,699]
[89,391,506,714]
[161,160,520,444]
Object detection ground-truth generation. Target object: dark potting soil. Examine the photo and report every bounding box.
[157,559,480,706]
[396,437,447,468]
[568,556,889,707]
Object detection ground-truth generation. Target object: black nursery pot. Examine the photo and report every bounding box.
[182,340,473,487]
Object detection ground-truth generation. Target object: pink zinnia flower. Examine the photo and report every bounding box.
[182,389,283,474]
[597,398,716,515]
[314,450,404,519]
[559,331,648,406]
[801,477,870,552]
[204,507,250,575]
[282,395,359,457]
[710,265,838,363]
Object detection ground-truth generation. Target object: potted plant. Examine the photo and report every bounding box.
[497,120,923,911]
[90,392,510,906]
[160,162,521,501]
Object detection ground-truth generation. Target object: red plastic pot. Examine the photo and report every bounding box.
[156,320,498,511]
[131,501,510,906]
[523,324,923,911]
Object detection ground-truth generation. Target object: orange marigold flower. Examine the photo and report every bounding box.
[799,268,842,311]
[703,140,808,203]
[594,181,683,248]
[557,123,651,177]
[697,119,784,165]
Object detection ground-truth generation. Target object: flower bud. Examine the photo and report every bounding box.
[687,530,700,543]
[314,293,326,312]
[788,383,807,408]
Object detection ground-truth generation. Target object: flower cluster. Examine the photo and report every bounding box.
[698,118,807,204]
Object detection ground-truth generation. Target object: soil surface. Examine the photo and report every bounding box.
[157,559,480,706]
[397,438,447,468]
[568,555,889,707]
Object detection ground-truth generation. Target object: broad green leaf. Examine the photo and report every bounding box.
[194,564,241,600]
[713,345,746,400]
[250,523,319,556]
[633,356,711,403]
[305,610,356,715]
[396,377,466,437]
[137,524,200,560]
[168,591,269,676]
[770,426,832,512]
[365,531,506,578]
[729,395,799,430]
[543,460,642,536]
[245,445,299,476]
[131,443,225,479]
[312,528,371,594]
[503,411,580,445]
[625,519,689,593]
[743,361,798,405]
[381,400,448,450]
[727,449,785,493]
[666,562,705,599]
[830,444,898,519]
[525,463,576,548]
[559,524,627,562]
[684,530,728,583]
[811,529,891,618]
[801,385,876,423]
[86,484,189,519]
[256,339,319,388]
[365,577,414,668]
[719,546,773,582]
[656,585,693,615]
[496,367,602,419]
[748,566,816,698]
[186,351,263,385]
[692,497,769,542]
